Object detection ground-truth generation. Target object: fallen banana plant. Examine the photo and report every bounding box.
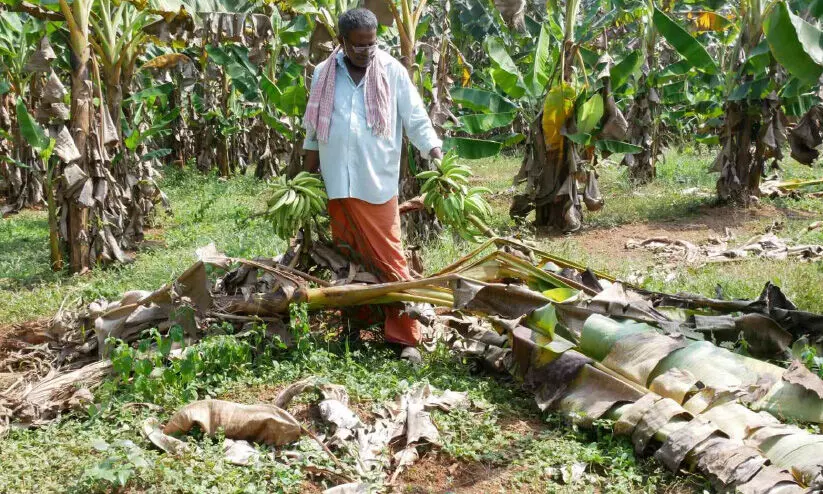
[3,236,823,490]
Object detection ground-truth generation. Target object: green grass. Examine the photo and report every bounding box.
[0,334,697,493]
[0,168,284,325]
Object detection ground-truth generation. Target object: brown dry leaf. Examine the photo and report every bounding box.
[163,399,301,446]
[451,279,550,319]
[24,36,56,73]
[52,126,81,163]
[323,484,369,494]
[788,105,823,165]
[631,397,692,453]
[583,170,604,211]
[494,0,526,31]
[782,360,823,399]
[614,393,661,436]
[557,365,645,425]
[142,53,195,71]
[654,418,724,472]
[694,438,768,487]
[143,417,189,455]
[363,0,394,26]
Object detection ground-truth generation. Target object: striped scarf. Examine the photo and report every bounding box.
[305,46,392,143]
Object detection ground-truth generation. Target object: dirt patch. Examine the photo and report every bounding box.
[543,203,811,272]
[395,453,534,494]
[394,414,549,493]
[0,318,51,344]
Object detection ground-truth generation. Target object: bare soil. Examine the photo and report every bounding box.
[544,203,815,272]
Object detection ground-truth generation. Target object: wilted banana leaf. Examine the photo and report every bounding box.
[507,318,817,490]
[581,314,823,424]
[542,84,576,150]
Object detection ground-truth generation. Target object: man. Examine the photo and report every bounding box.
[303,8,443,361]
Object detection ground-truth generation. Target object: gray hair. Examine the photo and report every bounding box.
[338,8,378,38]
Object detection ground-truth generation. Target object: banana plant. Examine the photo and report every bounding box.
[0,12,48,214]
[654,0,823,204]
[90,0,152,133]
[509,0,639,232]
[14,99,62,270]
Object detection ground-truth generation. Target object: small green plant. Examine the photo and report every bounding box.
[264,172,327,240]
[800,345,823,379]
[103,325,255,406]
[288,302,316,359]
[82,439,152,491]
[416,152,494,242]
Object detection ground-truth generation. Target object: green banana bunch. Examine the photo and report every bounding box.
[264,172,328,240]
[416,152,494,241]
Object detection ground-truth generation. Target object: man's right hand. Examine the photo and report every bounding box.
[304,150,320,173]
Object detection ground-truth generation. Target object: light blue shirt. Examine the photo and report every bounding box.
[303,50,442,205]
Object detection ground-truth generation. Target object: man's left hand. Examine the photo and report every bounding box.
[429,147,443,160]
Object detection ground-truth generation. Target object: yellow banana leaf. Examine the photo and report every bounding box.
[542,84,576,150]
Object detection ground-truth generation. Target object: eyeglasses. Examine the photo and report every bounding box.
[344,39,376,55]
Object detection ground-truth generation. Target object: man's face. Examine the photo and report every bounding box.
[341,28,377,68]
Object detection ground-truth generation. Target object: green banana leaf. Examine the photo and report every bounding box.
[490,132,526,148]
[442,137,502,159]
[653,7,717,74]
[577,94,604,135]
[610,51,643,90]
[451,87,517,114]
[764,1,823,84]
[525,23,553,98]
[483,36,526,99]
[456,112,517,134]
[15,98,49,151]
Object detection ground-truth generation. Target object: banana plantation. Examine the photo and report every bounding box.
[2,0,823,492]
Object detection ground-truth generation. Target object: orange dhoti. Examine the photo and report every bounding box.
[327,196,420,346]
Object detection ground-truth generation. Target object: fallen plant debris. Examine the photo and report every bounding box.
[2,237,823,491]
[760,177,823,199]
[140,381,468,491]
[626,232,823,265]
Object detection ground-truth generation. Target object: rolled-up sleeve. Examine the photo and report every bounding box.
[396,69,442,156]
[303,64,322,152]
[303,133,319,151]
